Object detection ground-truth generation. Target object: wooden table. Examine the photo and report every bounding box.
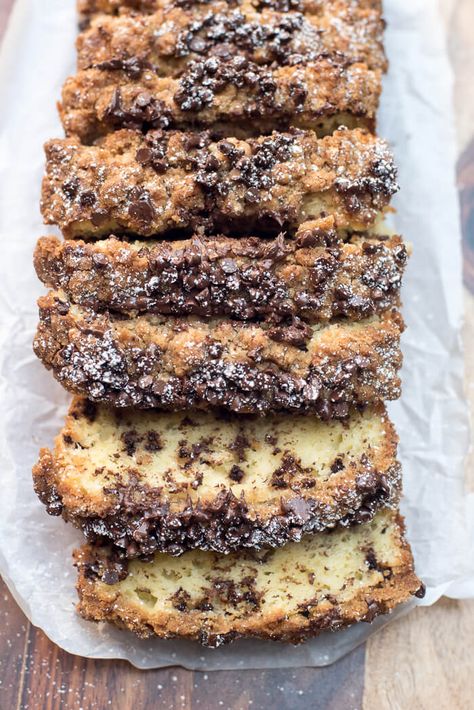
[1,1,473,708]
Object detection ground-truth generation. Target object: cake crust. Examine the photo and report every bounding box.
[33,291,403,414]
[41,128,398,239]
[74,510,423,646]
[34,233,408,322]
[33,399,401,556]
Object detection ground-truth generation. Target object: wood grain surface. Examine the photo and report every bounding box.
[0,1,473,708]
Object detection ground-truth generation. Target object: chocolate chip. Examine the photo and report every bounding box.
[128,194,156,224]
[79,190,96,207]
[136,147,152,164]
[138,375,154,390]
[189,36,207,53]
[183,132,209,151]
[62,178,79,199]
[91,252,108,268]
[244,187,260,203]
[208,343,223,358]
[229,465,244,482]
[415,582,426,599]
[330,457,344,473]
[218,140,236,156]
[55,299,70,315]
[365,549,378,570]
[102,569,121,585]
[121,430,141,456]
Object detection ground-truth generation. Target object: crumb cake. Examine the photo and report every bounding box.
[29,0,422,647]
[77,1,387,76]
[74,509,424,646]
[33,398,401,556]
[41,128,398,239]
[34,233,407,321]
[33,291,403,413]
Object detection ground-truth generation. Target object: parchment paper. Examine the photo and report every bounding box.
[0,0,472,670]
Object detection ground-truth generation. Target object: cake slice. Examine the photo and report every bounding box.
[74,509,424,645]
[34,232,408,322]
[33,291,403,413]
[77,2,387,76]
[60,57,380,144]
[41,128,398,239]
[33,398,401,556]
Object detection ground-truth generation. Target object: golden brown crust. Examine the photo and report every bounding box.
[60,57,380,143]
[33,233,408,322]
[74,510,424,646]
[77,2,387,76]
[33,290,404,413]
[32,399,401,556]
[41,128,397,239]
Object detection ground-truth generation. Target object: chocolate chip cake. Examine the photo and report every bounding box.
[29,0,423,646]
[34,291,403,413]
[33,397,401,556]
[34,232,407,321]
[75,509,423,646]
[41,128,398,239]
[77,1,387,76]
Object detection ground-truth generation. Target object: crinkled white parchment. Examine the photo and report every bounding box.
[0,0,472,670]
